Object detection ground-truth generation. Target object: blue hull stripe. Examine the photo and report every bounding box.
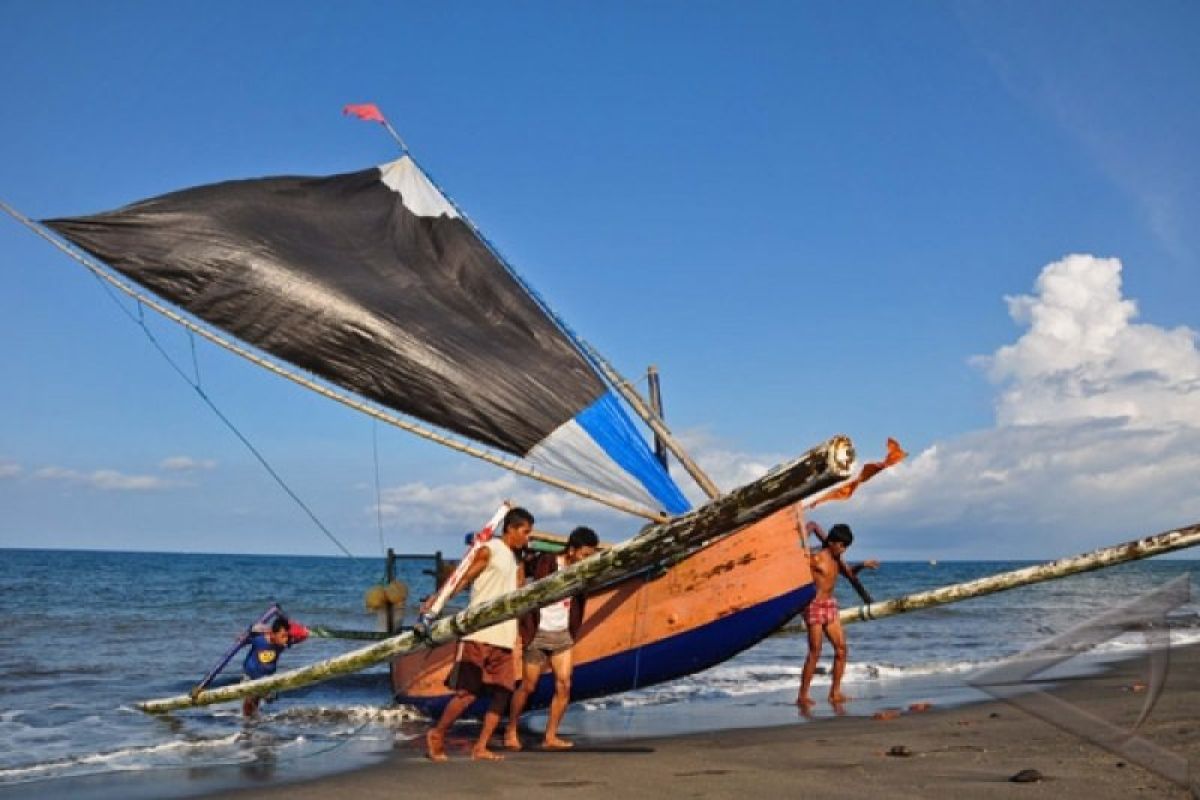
[400,582,816,718]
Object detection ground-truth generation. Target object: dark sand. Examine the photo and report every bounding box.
[199,646,1198,800]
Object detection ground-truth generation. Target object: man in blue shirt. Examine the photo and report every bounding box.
[241,616,308,716]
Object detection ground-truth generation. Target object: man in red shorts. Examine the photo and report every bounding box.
[797,523,878,711]
[425,507,533,762]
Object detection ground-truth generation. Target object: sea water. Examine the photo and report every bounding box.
[0,548,1196,796]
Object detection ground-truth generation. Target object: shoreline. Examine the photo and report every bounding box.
[218,643,1198,799]
[12,643,1196,800]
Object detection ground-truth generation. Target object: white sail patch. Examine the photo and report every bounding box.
[527,420,664,514]
[379,157,460,219]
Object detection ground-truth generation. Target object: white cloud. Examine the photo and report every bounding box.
[363,255,1199,558]
[159,455,217,472]
[975,254,1200,428]
[676,429,783,498]
[844,254,1200,555]
[375,472,621,531]
[33,465,176,492]
[0,461,21,479]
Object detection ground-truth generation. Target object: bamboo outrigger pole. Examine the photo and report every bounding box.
[137,434,854,713]
[777,519,1200,635]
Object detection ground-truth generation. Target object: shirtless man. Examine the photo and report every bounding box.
[797,522,878,710]
[424,507,533,762]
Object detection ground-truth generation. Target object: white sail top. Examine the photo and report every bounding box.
[379,156,460,218]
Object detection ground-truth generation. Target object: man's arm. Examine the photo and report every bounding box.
[850,559,880,575]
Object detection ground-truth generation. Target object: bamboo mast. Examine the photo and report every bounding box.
[0,199,665,522]
[137,434,855,713]
[776,519,1200,635]
[647,365,669,471]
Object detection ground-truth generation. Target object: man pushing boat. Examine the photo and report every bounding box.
[797,522,878,711]
[423,506,533,762]
[505,525,600,751]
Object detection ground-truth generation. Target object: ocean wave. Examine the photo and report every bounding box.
[0,702,422,786]
[0,731,250,785]
[578,627,1200,711]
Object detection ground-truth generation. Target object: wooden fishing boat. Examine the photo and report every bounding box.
[7,106,1195,716]
[1,107,873,712]
[392,505,816,716]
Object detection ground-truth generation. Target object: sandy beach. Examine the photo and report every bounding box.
[179,643,1198,800]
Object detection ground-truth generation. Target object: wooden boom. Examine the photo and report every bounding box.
[137,434,855,713]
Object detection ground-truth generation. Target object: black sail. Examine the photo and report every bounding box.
[45,159,604,455]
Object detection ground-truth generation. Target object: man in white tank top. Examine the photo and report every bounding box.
[426,507,532,762]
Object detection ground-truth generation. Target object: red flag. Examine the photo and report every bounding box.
[343,103,386,124]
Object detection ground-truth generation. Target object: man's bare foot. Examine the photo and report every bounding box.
[503,734,523,751]
[542,737,574,750]
[796,695,815,709]
[471,747,504,761]
[426,730,448,762]
[828,691,849,704]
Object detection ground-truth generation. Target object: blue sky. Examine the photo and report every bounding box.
[1,2,1197,559]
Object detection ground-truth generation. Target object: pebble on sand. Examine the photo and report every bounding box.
[1010,769,1044,783]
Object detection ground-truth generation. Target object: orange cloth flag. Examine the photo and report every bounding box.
[804,438,907,509]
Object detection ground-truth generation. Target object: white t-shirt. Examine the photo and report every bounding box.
[538,597,571,633]
[537,556,571,633]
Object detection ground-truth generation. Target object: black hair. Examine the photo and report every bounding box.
[503,507,534,531]
[271,616,291,633]
[827,524,854,547]
[567,526,599,550]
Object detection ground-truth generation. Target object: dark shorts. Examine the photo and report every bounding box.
[446,641,515,694]
[804,596,839,626]
[523,628,573,668]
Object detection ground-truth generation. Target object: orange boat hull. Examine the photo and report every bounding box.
[392,506,814,716]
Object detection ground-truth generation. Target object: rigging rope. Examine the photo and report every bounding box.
[86,274,358,560]
[371,420,389,583]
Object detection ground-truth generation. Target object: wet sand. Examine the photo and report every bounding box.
[200,645,1198,800]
